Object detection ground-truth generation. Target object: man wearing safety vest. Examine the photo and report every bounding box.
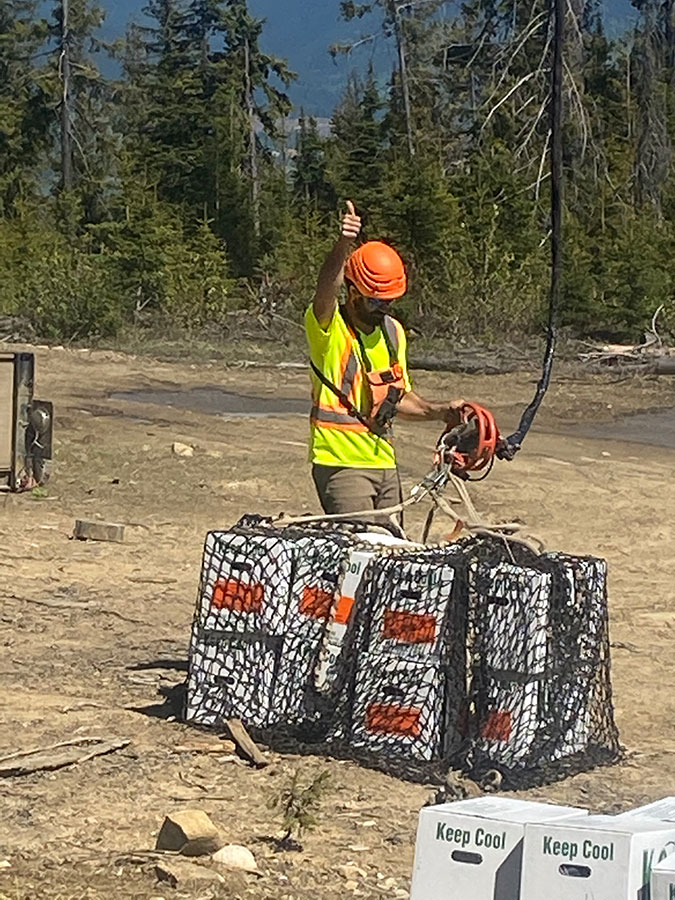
[305,201,466,516]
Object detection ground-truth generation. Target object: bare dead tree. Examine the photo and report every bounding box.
[392,1,416,156]
[60,0,73,190]
[244,36,260,238]
[633,0,672,211]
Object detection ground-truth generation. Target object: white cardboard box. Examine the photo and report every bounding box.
[618,797,675,822]
[410,797,587,900]
[349,653,447,761]
[314,533,414,693]
[651,852,675,900]
[521,814,675,900]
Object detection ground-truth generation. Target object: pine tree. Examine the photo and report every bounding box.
[0,0,50,214]
[329,69,386,217]
[293,113,334,212]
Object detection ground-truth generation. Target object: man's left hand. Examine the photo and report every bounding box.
[443,400,467,427]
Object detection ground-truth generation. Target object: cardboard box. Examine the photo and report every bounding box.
[651,851,675,900]
[363,554,458,661]
[521,815,675,900]
[197,531,296,635]
[471,555,609,769]
[617,797,675,822]
[470,562,552,766]
[313,533,414,693]
[411,797,587,900]
[189,527,413,728]
[186,634,279,728]
[349,653,449,761]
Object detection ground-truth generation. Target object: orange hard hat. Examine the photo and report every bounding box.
[345,241,407,300]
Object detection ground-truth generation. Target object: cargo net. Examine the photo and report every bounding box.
[185,516,621,788]
[462,539,621,788]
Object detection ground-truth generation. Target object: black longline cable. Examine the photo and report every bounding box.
[501,0,564,458]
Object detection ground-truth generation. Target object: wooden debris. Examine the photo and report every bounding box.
[127,576,178,585]
[155,810,223,856]
[0,737,129,777]
[0,591,145,625]
[225,718,268,769]
[73,520,125,543]
[172,740,237,755]
[579,305,675,374]
[611,640,642,654]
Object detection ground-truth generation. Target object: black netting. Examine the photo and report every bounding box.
[187,516,355,730]
[185,518,621,788]
[330,546,467,769]
[463,539,621,787]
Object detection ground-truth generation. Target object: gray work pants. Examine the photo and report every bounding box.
[312,464,402,516]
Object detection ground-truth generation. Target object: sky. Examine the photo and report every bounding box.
[94,0,392,115]
[91,0,638,116]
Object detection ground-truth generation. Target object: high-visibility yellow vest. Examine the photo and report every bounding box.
[305,305,412,469]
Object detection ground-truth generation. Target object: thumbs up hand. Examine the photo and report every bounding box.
[341,200,362,241]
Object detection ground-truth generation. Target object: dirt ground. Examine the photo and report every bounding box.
[2,343,675,900]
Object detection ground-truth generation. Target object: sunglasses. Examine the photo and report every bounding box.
[361,296,392,313]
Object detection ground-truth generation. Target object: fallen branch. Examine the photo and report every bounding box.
[610,641,642,654]
[127,576,178,585]
[579,306,672,369]
[408,356,518,375]
[0,737,129,777]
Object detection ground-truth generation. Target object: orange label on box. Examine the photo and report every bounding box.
[335,595,355,626]
[211,578,264,613]
[366,703,422,738]
[382,610,437,644]
[481,709,512,742]
[300,586,334,620]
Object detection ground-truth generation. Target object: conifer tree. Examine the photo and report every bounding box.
[293,113,334,213]
[0,0,50,214]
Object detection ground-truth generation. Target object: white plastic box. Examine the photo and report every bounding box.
[651,852,675,900]
[521,815,675,900]
[410,797,587,900]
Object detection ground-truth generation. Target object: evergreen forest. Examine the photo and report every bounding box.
[0,0,673,343]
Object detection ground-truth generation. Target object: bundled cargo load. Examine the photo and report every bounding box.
[185,518,621,787]
[330,545,466,764]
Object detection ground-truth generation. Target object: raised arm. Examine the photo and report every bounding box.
[312,201,362,328]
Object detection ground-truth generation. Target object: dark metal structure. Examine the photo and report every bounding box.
[0,353,53,491]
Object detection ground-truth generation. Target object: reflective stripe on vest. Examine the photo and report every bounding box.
[382,316,400,361]
[310,405,369,432]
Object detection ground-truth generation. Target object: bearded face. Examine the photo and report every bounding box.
[346,286,390,331]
